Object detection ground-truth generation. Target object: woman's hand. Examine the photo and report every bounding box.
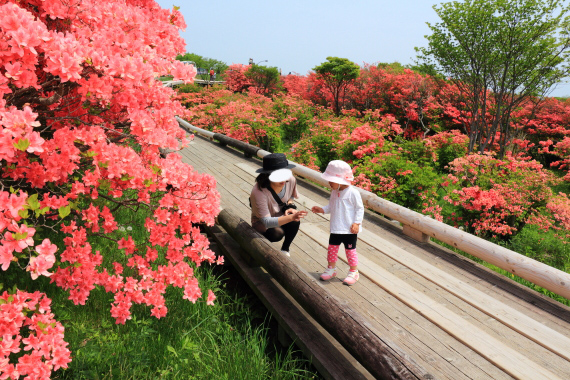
[284,208,296,216]
[311,206,324,214]
[288,209,307,221]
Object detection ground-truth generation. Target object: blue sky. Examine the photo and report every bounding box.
[155,0,570,97]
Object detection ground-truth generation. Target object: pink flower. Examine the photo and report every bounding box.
[28,239,57,280]
[117,236,136,255]
[206,289,216,306]
[0,245,14,271]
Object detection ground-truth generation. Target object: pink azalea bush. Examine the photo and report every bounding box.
[442,153,566,238]
[0,1,221,378]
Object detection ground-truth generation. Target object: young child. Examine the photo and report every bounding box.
[311,160,364,285]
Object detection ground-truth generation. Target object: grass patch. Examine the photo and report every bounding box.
[48,266,319,379]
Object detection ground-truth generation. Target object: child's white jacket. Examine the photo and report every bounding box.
[322,186,364,234]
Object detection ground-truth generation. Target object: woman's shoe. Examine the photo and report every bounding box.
[320,267,337,281]
[343,270,359,286]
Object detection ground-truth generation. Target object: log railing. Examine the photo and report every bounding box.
[177,117,570,300]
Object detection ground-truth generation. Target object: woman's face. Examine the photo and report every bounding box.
[271,180,286,188]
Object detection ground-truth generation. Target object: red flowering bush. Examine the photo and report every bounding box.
[442,153,563,238]
[224,63,252,93]
[185,88,282,151]
[0,291,70,379]
[0,1,221,377]
[550,137,570,180]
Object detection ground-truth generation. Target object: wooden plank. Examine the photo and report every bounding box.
[288,232,512,380]
[217,209,426,380]
[299,223,563,380]
[208,231,375,380]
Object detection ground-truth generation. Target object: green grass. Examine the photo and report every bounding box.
[2,192,320,380]
[46,267,318,380]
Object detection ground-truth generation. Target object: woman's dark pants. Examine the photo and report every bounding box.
[262,221,300,252]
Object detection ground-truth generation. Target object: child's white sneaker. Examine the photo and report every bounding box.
[320,267,337,281]
[343,270,359,286]
[280,250,290,257]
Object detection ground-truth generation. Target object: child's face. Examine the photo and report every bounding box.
[328,181,341,190]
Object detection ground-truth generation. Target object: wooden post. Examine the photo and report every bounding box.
[217,209,427,380]
[402,224,429,243]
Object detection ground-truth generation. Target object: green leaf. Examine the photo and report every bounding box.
[13,231,28,240]
[18,209,29,219]
[27,194,40,210]
[35,206,50,217]
[13,138,30,151]
[58,205,71,219]
[167,345,178,357]
[151,165,162,175]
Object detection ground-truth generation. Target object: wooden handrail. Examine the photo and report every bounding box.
[177,118,570,300]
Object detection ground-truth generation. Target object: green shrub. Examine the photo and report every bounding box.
[503,225,570,272]
[177,83,203,93]
[437,143,466,172]
[312,135,339,172]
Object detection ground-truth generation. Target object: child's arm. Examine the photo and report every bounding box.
[312,199,331,214]
[351,191,364,233]
[311,205,324,213]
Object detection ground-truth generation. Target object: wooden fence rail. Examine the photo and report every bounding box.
[177,117,570,300]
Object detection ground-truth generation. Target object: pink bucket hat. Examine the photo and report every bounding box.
[321,160,354,185]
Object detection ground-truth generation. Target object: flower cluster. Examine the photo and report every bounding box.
[0,290,71,379]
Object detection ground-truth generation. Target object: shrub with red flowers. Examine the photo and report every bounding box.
[0,1,221,378]
[184,88,282,151]
[442,153,564,238]
[549,137,570,181]
[224,63,252,93]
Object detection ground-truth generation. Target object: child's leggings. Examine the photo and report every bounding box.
[327,233,358,267]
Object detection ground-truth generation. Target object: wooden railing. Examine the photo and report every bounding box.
[177,117,570,300]
[163,79,225,88]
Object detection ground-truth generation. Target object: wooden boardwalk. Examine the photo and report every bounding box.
[178,134,570,380]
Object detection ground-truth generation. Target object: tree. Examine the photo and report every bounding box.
[313,57,360,116]
[176,52,228,78]
[245,64,282,95]
[0,1,220,378]
[416,0,570,158]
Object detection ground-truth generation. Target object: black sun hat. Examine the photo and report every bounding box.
[256,153,296,173]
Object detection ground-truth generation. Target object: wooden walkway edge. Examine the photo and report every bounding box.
[217,209,426,380]
[205,224,375,380]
